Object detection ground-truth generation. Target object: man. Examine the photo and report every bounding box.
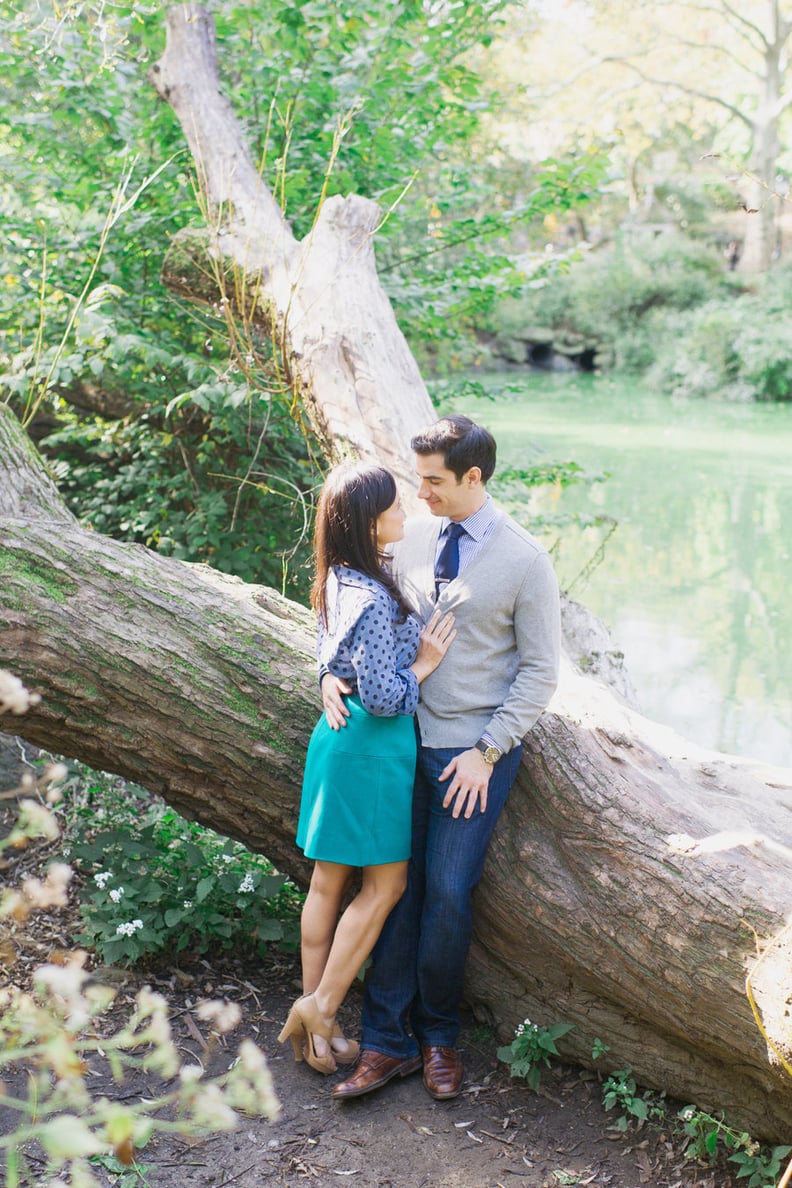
[322,414,561,1100]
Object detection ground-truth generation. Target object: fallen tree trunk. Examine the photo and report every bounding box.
[3,404,792,1143]
[1,2,791,1141]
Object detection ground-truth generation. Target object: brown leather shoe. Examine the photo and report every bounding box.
[421,1045,463,1100]
[331,1048,422,1099]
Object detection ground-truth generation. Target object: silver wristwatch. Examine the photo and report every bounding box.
[475,739,502,765]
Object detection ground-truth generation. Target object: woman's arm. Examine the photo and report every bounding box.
[348,601,455,717]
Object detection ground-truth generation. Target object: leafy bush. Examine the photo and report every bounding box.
[40,391,316,598]
[59,767,302,966]
[653,265,792,401]
[653,302,745,399]
[490,233,732,372]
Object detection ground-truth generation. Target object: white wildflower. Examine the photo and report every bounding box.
[38,1115,104,1160]
[238,1038,269,1074]
[186,1082,238,1131]
[136,986,169,1017]
[0,670,41,714]
[237,873,255,894]
[183,900,193,909]
[230,1039,280,1120]
[109,887,124,903]
[18,798,59,840]
[33,954,103,1029]
[1,889,25,920]
[41,761,69,793]
[197,999,241,1034]
[35,961,89,1002]
[116,919,144,937]
[22,862,73,908]
[94,871,113,889]
[221,854,235,864]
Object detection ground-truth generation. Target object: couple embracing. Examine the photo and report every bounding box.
[279,414,561,1102]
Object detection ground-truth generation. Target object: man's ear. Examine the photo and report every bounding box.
[465,466,482,488]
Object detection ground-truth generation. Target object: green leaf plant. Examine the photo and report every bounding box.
[59,765,302,966]
[496,1017,574,1090]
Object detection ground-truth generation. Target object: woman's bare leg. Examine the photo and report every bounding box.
[311,860,408,1024]
[300,861,353,1063]
[300,861,353,996]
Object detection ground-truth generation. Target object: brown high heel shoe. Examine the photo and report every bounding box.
[278,994,337,1075]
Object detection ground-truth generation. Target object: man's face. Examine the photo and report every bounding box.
[415,452,482,521]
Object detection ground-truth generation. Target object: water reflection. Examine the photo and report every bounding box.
[454,374,792,766]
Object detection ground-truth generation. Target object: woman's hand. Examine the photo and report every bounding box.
[321,673,352,730]
[410,610,456,684]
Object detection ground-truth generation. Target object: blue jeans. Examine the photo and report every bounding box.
[361,740,523,1057]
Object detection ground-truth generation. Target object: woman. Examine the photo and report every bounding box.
[278,461,455,1074]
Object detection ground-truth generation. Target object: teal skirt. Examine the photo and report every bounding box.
[296,696,417,866]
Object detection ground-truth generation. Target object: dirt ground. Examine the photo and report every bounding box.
[0,735,739,1188]
[62,950,740,1188]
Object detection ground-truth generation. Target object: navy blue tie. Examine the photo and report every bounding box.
[434,522,466,600]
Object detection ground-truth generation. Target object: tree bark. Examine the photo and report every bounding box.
[1,1,791,1142]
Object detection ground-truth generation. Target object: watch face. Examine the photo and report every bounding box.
[477,741,501,764]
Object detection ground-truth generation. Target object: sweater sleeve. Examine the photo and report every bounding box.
[483,551,561,753]
[347,599,420,717]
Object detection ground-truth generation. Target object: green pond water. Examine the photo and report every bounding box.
[451,372,792,768]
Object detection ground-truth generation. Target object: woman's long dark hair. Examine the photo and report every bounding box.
[311,462,413,624]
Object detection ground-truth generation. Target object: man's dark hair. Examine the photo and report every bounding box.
[411,415,496,483]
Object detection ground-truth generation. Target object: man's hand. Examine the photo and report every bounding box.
[321,673,352,730]
[440,748,493,819]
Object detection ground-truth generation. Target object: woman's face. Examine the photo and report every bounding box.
[375,494,406,548]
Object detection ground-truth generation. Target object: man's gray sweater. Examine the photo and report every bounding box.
[392,509,560,754]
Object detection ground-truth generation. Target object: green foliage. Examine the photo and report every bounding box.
[384,150,610,371]
[216,0,511,224]
[60,767,302,966]
[678,1107,791,1187]
[89,1154,154,1187]
[591,1037,610,1061]
[489,232,730,373]
[729,1144,792,1187]
[596,1068,789,1184]
[0,964,279,1188]
[491,458,611,535]
[39,386,316,597]
[601,1067,665,1132]
[653,262,792,402]
[496,1017,574,1090]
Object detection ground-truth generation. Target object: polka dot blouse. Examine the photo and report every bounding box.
[317,566,422,716]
